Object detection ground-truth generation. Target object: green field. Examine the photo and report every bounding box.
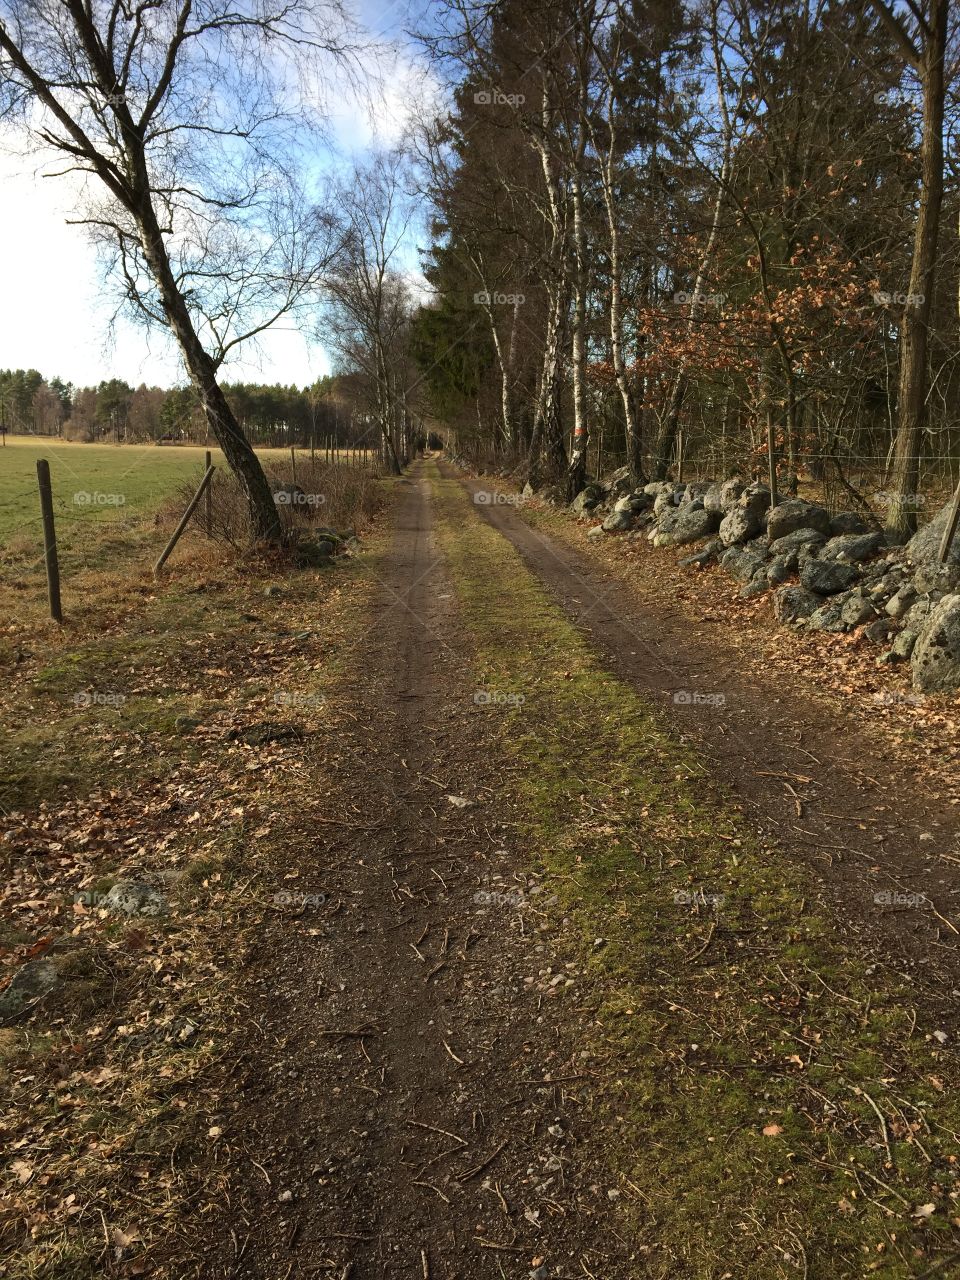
[0,436,299,545]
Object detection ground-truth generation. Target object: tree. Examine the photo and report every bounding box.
[0,0,354,540]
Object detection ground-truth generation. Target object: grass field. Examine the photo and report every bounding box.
[0,436,309,544]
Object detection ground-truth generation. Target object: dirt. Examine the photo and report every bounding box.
[204,467,638,1279]
[449,464,960,1022]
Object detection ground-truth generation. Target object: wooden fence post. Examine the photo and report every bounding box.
[155,465,216,575]
[204,450,213,535]
[36,459,62,622]
[290,445,297,485]
[938,478,960,564]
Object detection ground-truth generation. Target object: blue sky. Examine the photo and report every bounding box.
[0,0,438,392]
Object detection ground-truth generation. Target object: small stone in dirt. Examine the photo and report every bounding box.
[263,585,283,597]
[446,794,473,808]
[104,880,167,917]
[278,1190,294,1202]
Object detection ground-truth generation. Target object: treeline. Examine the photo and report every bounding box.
[0,370,378,448]
[402,0,960,533]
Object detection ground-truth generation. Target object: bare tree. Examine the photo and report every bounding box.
[0,0,356,540]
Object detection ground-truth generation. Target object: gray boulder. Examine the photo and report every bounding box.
[654,486,686,516]
[841,593,877,628]
[912,594,960,691]
[914,563,960,595]
[740,571,770,599]
[0,957,58,1021]
[643,481,674,498]
[601,465,634,498]
[907,500,960,567]
[571,484,603,514]
[103,880,167,917]
[654,506,721,547]
[820,532,884,563]
[766,498,832,543]
[773,586,821,624]
[703,482,725,513]
[602,509,634,533]
[767,556,793,586]
[805,599,849,633]
[864,617,898,645]
[721,544,769,583]
[681,482,712,505]
[678,540,722,569]
[800,558,860,596]
[890,629,919,661]
[829,511,872,536]
[719,478,747,510]
[885,585,918,619]
[768,528,827,559]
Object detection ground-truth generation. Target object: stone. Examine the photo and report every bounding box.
[681,482,712,505]
[840,593,877,628]
[907,500,960,567]
[768,528,827,558]
[654,506,721,547]
[703,482,725,513]
[819,532,884,563]
[601,466,635,499]
[805,599,849,632]
[740,571,770,599]
[904,596,937,630]
[586,525,605,539]
[800,558,859,595]
[773,585,821,624]
[765,555,791,585]
[521,482,536,499]
[829,511,871,536]
[601,509,634,533]
[678,540,722,569]
[885,585,918,619]
[103,881,167,917]
[864,617,897,645]
[0,957,58,1021]
[263,585,283,597]
[890,629,918,660]
[721,545,768,583]
[914,563,960,595]
[718,478,746,510]
[654,487,685,516]
[719,507,760,546]
[571,484,603,514]
[912,595,960,691]
[643,481,674,497]
[766,498,832,542]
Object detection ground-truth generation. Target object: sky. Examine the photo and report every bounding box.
[0,0,438,393]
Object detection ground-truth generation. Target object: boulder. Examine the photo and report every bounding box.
[719,478,746,510]
[914,563,960,595]
[805,598,849,632]
[586,525,605,539]
[654,486,685,516]
[841,593,877,628]
[703,482,725,513]
[103,881,167,917]
[773,585,821,624]
[571,484,603,514]
[912,595,960,691]
[766,498,832,543]
[864,617,898,645]
[643,481,674,498]
[0,957,58,1021]
[654,506,721,547]
[829,511,872,536]
[890,629,919,661]
[820,532,884,563]
[601,465,634,498]
[885,585,918,619]
[800,558,860,596]
[768,528,827,559]
[766,556,793,586]
[678,540,722,569]
[907,500,960,567]
[721,544,768,583]
[681,482,712,505]
[740,571,770,599]
[601,509,634,533]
